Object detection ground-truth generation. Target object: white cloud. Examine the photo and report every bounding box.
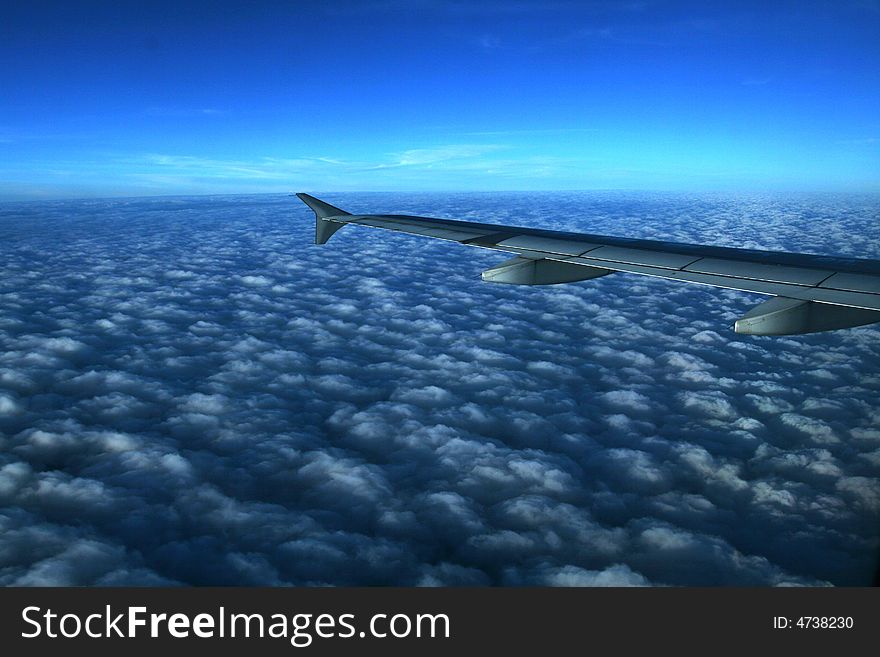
[0,190,877,586]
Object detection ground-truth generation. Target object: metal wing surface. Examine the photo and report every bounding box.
[297,193,880,335]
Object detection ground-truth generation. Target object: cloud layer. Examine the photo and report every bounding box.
[1,191,879,585]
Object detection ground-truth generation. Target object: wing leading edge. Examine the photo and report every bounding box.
[296,193,880,335]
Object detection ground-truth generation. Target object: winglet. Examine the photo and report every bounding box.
[296,193,351,245]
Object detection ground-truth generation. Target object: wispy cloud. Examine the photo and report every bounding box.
[93,144,623,194]
[124,144,509,181]
[1,145,533,196]
[143,107,228,118]
[461,127,601,137]
[473,34,502,50]
[381,144,505,167]
[137,154,300,179]
[0,128,94,143]
[531,16,720,51]
[836,137,879,145]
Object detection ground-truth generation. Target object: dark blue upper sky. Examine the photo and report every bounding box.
[1,0,878,198]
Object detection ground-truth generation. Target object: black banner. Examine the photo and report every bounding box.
[0,587,875,654]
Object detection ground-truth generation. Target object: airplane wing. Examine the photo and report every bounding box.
[296,193,880,336]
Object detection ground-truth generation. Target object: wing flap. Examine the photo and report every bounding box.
[586,245,702,270]
[495,235,599,256]
[819,272,880,294]
[683,258,832,286]
[564,254,880,311]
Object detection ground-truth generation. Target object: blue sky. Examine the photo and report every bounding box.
[1,0,878,198]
